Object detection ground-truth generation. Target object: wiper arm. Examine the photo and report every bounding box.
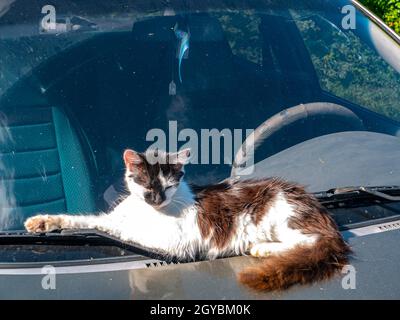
[0,229,128,247]
[0,229,116,243]
[314,185,400,207]
[0,229,164,260]
[2,229,182,263]
[358,187,400,201]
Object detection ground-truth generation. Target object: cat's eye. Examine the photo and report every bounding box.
[165,184,178,191]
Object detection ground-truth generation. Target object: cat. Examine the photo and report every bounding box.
[24,148,350,291]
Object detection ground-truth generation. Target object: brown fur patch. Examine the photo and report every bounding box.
[238,236,350,291]
[194,178,289,249]
[193,177,350,291]
[236,180,351,291]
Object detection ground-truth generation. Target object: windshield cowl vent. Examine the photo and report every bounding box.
[377,222,400,231]
[145,261,180,268]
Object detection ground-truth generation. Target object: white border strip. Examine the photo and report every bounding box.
[0,258,161,275]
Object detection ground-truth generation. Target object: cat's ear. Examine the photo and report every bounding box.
[123,149,143,170]
[174,148,191,166]
[177,148,191,165]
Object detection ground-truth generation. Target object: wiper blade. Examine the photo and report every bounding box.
[0,229,181,263]
[314,185,400,207]
[0,229,132,247]
[0,229,164,260]
[0,229,104,238]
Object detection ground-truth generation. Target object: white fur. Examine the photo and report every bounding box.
[208,192,317,258]
[26,181,317,260]
[260,193,317,247]
[54,181,204,259]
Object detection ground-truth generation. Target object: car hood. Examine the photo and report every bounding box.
[0,226,399,299]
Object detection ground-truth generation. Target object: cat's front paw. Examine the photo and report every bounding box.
[24,215,61,233]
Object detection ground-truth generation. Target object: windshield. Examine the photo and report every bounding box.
[1,0,400,230]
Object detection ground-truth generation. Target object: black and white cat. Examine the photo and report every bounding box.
[25,148,350,291]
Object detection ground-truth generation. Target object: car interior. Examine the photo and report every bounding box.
[1,11,400,230]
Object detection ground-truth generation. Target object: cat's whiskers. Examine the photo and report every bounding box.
[170,199,191,210]
[170,199,189,211]
[171,198,189,207]
[172,196,193,206]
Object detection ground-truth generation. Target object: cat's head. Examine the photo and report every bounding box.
[123,148,191,208]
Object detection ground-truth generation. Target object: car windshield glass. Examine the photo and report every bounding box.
[1,0,400,230]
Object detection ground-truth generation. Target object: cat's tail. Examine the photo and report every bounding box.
[238,235,350,291]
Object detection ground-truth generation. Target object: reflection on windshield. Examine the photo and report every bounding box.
[0,114,16,229]
[0,35,93,97]
[0,1,400,230]
[294,11,400,122]
[0,0,15,19]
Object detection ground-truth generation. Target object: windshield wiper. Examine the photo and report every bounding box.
[0,229,119,243]
[0,229,186,263]
[0,229,169,260]
[314,185,400,208]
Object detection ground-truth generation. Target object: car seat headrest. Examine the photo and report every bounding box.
[131,14,225,42]
[188,14,225,42]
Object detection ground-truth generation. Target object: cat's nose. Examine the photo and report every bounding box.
[153,193,165,206]
[145,192,165,206]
